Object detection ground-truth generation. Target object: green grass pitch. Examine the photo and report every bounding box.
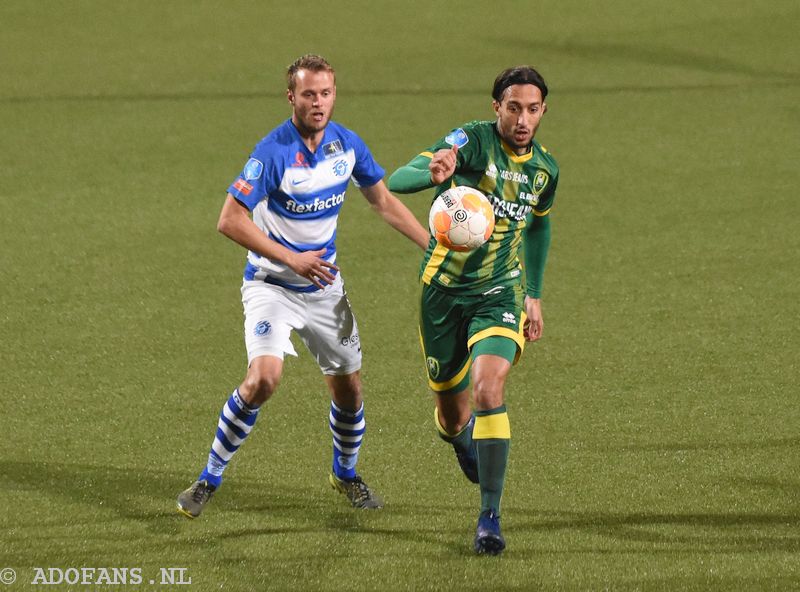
[1,1,798,590]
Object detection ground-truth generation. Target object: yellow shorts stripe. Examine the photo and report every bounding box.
[474,412,511,439]
[467,312,527,363]
[428,357,471,392]
[419,151,434,158]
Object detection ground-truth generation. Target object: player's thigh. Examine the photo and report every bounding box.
[466,283,526,364]
[419,282,471,395]
[297,276,362,376]
[241,281,303,364]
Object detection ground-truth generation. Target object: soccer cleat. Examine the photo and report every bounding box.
[176,479,216,518]
[328,473,384,509]
[474,509,505,555]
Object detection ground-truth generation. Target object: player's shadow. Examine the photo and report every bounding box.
[0,459,315,537]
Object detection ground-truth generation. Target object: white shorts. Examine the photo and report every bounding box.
[241,274,362,375]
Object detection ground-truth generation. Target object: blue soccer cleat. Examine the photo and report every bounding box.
[474,509,505,555]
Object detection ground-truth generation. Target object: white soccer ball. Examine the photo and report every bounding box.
[429,186,495,251]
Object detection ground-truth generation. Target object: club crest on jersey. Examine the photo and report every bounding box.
[243,158,263,181]
[323,139,344,158]
[533,171,549,195]
[426,356,440,379]
[332,159,349,177]
[445,128,469,148]
[254,320,272,336]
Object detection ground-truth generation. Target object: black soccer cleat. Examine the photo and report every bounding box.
[329,473,384,509]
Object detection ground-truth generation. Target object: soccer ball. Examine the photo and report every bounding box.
[429,186,495,251]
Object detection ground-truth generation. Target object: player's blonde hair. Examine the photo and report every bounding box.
[286,54,336,91]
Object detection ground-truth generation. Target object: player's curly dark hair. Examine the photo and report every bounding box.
[492,66,548,102]
[286,54,336,91]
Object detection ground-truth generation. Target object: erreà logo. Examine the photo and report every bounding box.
[533,171,549,195]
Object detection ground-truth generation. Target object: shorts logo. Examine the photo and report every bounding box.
[533,171,549,195]
[341,333,360,347]
[243,158,264,181]
[332,159,349,177]
[426,356,440,379]
[502,312,516,324]
[444,128,469,148]
[254,320,272,336]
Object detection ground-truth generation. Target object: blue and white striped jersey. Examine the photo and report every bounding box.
[227,119,384,292]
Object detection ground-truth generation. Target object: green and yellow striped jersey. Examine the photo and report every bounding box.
[418,120,559,295]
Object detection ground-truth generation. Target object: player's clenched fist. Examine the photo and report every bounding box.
[429,145,458,184]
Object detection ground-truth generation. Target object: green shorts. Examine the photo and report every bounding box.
[419,282,526,394]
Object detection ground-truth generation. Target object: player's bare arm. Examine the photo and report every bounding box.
[428,145,458,184]
[523,296,543,341]
[359,181,429,250]
[217,193,337,288]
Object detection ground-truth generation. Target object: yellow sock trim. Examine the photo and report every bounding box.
[434,407,450,437]
[434,407,470,438]
[473,412,510,439]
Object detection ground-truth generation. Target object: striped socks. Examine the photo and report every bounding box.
[199,389,261,488]
[329,401,365,480]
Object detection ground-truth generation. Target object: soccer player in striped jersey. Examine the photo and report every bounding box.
[388,66,559,554]
[176,55,428,518]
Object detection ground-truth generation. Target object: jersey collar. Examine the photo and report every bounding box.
[500,138,534,163]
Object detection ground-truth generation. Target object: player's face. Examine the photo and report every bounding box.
[288,69,336,136]
[493,84,547,154]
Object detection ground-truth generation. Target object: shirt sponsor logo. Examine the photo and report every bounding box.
[486,193,533,221]
[444,128,469,148]
[233,178,253,196]
[519,191,539,205]
[285,191,346,214]
[533,171,549,194]
[323,139,344,158]
[499,170,529,184]
[243,158,264,181]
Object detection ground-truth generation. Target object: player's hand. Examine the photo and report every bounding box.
[523,296,543,341]
[289,248,339,289]
[429,145,458,185]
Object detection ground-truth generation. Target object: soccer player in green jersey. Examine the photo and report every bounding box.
[388,66,558,555]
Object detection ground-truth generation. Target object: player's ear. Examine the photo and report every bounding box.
[492,100,501,116]
[542,102,548,114]
[287,89,295,105]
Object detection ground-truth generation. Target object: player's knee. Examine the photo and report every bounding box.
[240,372,281,405]
[472,374,506,409]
